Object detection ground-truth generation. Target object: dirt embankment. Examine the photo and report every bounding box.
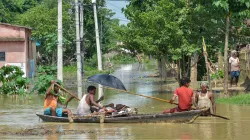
[0,126,96,136]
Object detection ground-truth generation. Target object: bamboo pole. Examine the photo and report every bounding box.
[102,87,229,120]
[102,87,174,104]
[223,16,230,96]
[54,83,80,101]
[202,37,211,88]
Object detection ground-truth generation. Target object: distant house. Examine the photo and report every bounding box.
[0,23,36,78]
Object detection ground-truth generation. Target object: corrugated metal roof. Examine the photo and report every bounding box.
[0,23,32,30]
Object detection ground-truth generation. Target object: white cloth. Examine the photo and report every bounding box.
[229,57,240,71]
[76,94,91,116]
[197,92,211,108]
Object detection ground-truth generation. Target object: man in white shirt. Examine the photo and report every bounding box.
[229,50,240,87]
[76,86,104,116]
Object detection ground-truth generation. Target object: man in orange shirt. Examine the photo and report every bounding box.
[44,80,74,122]
[163,78,194,113]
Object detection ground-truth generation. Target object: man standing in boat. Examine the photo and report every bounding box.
[163,78,194,113]
[77,86,104,116]
[195,82,216,115]
[44,80,74,122]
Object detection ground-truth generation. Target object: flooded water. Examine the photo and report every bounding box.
[1,62,250,139]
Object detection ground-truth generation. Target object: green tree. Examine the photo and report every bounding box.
[14,0,120,67]
[0,0,40,23]
[119,0,250,84]
[119,0,203,81]
[212,0,250,95]
[15,0,74,65]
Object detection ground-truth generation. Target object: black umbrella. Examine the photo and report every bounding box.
[87,74,126,91]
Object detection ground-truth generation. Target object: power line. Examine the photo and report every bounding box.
[107,2,124,10]
[109,8,124,15]
[106,3,124,14]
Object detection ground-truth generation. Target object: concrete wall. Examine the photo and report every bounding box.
[0,42,25,66]
[0,24,35,77]
[0,25,26,38]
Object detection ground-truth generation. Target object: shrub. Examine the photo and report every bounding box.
[0,65,30,95]
[211,70,224,80]
[33,66,61,94]
[37,65,57,76]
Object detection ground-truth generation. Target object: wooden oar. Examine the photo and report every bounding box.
[103,87,173,104]
[54,83,80,101]
[208,113,230,120]
[103,87,230,120]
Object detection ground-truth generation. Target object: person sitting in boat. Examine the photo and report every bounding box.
[195,82,216,115]
[44,80,74,122]
[163,77,194,114]
[76,86,105,116]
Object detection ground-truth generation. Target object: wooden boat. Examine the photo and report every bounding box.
[36,110,203,123]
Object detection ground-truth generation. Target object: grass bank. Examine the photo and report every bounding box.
[216,94,250,105]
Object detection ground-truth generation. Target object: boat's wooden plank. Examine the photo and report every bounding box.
[36,110,202,123]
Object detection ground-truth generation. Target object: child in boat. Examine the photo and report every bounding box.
[44,80,74,122]
[76,86,105,116]
[163,77,194,114]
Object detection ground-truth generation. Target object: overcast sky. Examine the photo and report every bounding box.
[106,1,130,25]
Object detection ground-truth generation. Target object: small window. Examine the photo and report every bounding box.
[0,52,5,61]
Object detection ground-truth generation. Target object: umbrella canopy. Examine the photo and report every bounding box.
[87,74,126,91]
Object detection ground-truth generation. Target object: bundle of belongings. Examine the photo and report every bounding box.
[90,103,138,117]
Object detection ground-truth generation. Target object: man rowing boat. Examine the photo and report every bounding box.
[163,78,194,113]
[44,80,74,122]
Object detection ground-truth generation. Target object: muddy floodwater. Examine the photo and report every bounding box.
[1,62,250,139]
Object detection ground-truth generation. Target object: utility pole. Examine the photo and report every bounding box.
[92,0,103,99]
[80,0,84,96]
[75,0,82,98]
[57,0,63,81]
[92,0,102,70]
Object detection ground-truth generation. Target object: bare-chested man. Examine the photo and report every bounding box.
[195,82,216,115]
[76,86,104,116]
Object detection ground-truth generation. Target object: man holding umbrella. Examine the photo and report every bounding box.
[77,74,127,116]
[77,86,105,116]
